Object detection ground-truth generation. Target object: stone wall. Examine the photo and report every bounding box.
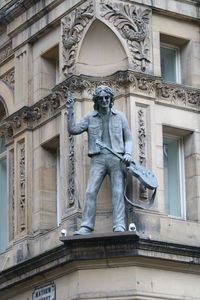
[0,0,199,299]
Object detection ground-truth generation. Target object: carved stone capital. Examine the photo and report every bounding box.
[0,121,13,137]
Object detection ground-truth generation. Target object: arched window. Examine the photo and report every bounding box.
[0,100,8,253]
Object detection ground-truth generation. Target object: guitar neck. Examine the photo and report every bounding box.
[103,145,123,160]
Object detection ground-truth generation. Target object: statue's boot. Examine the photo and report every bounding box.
[74,226,92,235]
[113,226,126,232]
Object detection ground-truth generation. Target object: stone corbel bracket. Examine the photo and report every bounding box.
[0,71,199,142]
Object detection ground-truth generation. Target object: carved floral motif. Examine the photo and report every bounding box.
[116,71,137,87]
[68,134,75,207]
[138,108,146,166]
[0,121,13,137]
[0,71,199,140]
[100,1,151,72]
[0,69,15,89]
[62,2,94,75]
[155,81,199,106]
[138,108,148,199]
[0,43,13,64]
[18,141,26,233]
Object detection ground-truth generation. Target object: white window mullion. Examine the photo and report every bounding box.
[0,153,8,253]
[56,148,61,226]
[178,138,186,219]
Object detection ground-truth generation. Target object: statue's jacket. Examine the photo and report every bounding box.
[67,108,133,157]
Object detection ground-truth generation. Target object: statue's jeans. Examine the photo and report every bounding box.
[81,153,126,231]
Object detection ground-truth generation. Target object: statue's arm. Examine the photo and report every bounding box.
[66,91,88,135]
[122,115,133,165]
[122,116,133,155]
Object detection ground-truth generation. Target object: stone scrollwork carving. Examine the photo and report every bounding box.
[138,108,148,199]
[0,71,199,141]
[0,121,13,137]
[187,91,200,105]
[62,2,94,75]
[64,77,91,91]
[100,1,151,72]
[138,108,146,166]
[0,43,13,65]
[18,140,26,233]
[116,71,137,87]
[68,134,76,207]
[155,82,199,107]
[0,69,15,89]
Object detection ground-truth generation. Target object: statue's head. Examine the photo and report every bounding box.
[92,85,114,110]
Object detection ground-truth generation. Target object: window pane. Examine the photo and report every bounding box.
[163,137,181,217]
[161,47,177,82]
[0,158,7,252]
[0,138,6,154]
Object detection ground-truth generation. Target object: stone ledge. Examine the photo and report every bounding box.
[0,233,200,293]
[60,231,139,245]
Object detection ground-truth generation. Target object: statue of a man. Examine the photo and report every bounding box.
[66,85,133,234]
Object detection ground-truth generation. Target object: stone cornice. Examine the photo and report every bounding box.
[134,0,200,21]
[0,233,200,294]
[0,70,199,142]
[0,42,13,65]
[0,0,37,24]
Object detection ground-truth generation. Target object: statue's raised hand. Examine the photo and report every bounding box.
[66,90,74,110]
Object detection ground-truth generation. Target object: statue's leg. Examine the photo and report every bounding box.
[109,158,126,232]
[80,156,106,231]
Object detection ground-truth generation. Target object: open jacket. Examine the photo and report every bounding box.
[67,108,133,157]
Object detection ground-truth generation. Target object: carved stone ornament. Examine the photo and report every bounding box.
[155,81,200,106]
[68,134,76,207]
[138,108,148,199]
[62,2,94,75]
[0,71,199,141]
[138,108,146,166]
[18,140,26,233]
[100,1,151,72]
[0,69,15,89]
[0,43,13,65]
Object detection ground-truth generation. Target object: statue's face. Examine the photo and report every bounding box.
[97,90,111,110]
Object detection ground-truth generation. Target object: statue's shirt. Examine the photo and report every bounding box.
[67,108,132,157]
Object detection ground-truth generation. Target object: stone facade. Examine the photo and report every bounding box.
[0,0,199,299]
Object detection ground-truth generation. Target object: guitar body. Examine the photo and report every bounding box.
[126,162,158,190]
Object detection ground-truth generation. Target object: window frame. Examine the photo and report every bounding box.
[163,134,186,219]
[56,146,61,226]
[0,138,8,253]
[160,42,181,84]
